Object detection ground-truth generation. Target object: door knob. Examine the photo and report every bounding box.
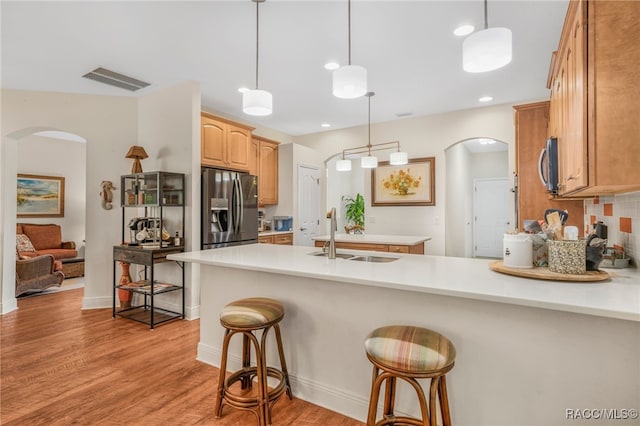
[300,227,307,231]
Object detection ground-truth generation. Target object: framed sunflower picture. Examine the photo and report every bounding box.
[371,157,435,206]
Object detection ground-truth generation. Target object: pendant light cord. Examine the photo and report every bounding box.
[255,0,260,89]
[483,0,489,30]
[348,0,352,65]
[367,92,372,151]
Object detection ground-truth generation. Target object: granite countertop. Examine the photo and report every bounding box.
[312,233,431,245]
[168,244,640,322]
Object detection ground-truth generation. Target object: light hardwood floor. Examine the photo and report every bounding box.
[1,288,364,425]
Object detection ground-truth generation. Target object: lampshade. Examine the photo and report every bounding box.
[333,65,368,99]
[463,27,512,73]
[361,155,378,169]
[389,151,408,165]
[336,159,352,171]
[243,89,273,116]
[125,145,148,174]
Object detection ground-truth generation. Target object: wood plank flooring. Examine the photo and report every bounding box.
[1,289,364,425]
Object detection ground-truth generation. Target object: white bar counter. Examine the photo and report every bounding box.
[169,244,640,425]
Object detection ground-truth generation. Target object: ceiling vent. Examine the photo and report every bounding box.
[82,67,150,92]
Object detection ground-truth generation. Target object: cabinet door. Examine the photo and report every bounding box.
[226,124,251,171]
[563,2,587,193]
[201,117,226,168]
[259,141,279,205]
[274,233,292,245]
[249,138,259,176]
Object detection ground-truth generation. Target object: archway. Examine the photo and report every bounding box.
[2,127,87,313]
[444,137,510,258]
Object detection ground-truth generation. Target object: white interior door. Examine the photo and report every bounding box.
[473,178,510,258]
[297,164,320,246]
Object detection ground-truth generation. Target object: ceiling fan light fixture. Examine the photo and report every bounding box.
[389,151,408,165]
[243,89,273,116]
[333,65,368,99]
[463,27,512,73]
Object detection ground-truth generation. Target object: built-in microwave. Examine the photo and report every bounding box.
[538,137,559,193]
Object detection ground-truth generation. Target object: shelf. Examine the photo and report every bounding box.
[117,280,182,295]
[115,306,183,326]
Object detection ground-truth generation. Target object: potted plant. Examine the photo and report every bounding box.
[342,193,365,234]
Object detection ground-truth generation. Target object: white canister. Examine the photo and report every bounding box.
[503,234,533,269]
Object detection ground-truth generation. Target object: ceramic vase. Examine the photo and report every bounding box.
[118,261,133,309]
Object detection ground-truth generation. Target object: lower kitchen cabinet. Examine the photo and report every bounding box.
[258,233,293,245]
[313,241,424,254]
[113,245,185,329]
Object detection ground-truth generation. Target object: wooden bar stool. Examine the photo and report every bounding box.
[365,325,456,426]
[214,297,292,426]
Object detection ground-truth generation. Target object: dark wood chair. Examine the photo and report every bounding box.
[15,254,64,297]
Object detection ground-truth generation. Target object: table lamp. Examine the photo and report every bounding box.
[125,145,148,174]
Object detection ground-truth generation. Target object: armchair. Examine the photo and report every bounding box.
[15,254,64,297]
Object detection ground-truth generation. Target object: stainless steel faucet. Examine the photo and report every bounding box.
[328,207,337,259]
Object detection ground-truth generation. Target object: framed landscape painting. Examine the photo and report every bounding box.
[17,174,65,218]
[371,157,435,206]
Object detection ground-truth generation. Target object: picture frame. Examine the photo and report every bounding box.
[371,157,435,206]
[17,174,65,218]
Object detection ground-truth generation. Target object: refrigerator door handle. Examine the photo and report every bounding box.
[237,177,244,231]
[233,177,241,233]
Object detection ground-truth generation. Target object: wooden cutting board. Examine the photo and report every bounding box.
[489,260,610,282]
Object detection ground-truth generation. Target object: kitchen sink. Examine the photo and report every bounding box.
[308,251,355,259]
[348,255,398,263]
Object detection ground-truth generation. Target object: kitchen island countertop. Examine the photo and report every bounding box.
[169,244,639,321]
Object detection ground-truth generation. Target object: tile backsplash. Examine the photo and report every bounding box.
[584,191,640,265]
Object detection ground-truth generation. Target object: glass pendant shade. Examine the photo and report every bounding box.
[463,27,512,73]
[389,151,408,165]
[332,65,368,99]
[336,159,352,171]
[243,89,273,116]
[361,155,378,169]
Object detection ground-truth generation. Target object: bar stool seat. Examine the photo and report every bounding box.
[365,325,456,426]
[215,297,292,426]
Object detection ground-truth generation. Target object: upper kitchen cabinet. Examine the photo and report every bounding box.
[547,0,640,196]
[514,102,584,233]
[251,136,279,206]
[201,113,254,172]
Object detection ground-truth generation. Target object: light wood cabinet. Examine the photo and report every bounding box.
[201,113,254,172]
[514,101,584,234]
[313,241,424,255]
[548,0,640,196]
[258,233,292,245]
[251,136,279,206]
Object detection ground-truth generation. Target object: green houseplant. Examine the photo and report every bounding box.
[342,193,365,234]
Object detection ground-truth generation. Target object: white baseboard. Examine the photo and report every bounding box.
[196,342,370,422]
[1,298,18,314]
[82,295,112,310]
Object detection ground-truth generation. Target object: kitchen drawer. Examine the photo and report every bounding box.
[336,242,388,252]
[388,245,410,254]
[258,235,274,244]
[274,233,293,245]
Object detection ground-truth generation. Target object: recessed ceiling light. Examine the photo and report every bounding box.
[479,96,493,102]
[237,87,249,94]
[324,62,340,71]
[321,123,331,128]
[454,25,475,37]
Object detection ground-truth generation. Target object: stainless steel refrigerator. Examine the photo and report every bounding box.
[201,167,258,249]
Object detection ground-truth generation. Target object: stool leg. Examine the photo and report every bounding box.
[438,375,452,426]
[259,327,271,426]
[214,328,233,418]
[366,367,386,425]
[382,375,397,419]
[428,376,440,426]
[273,324,293,399]
[241,333,252,390]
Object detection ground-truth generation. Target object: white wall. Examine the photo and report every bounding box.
[294,103,516,255]
[16,135,87,251]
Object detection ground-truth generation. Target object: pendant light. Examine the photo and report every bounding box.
[360,92,377,168]
[463,0,512,73]
[243,0,272,116]
[333,0,367,99]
